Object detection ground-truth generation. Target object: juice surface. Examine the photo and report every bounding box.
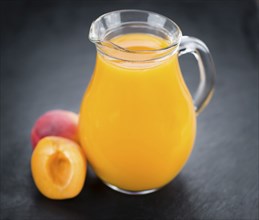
[79,33,196,191]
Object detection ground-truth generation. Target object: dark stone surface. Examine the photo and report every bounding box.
[0,0,258,219]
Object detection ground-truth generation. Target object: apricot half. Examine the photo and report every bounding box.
[31,110,79,149]
[31,136,87,199]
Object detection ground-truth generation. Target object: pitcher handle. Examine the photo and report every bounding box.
[178,36,216,115]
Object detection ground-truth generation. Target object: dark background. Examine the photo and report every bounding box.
[0,0,258,219]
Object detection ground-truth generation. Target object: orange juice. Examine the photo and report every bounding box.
[79,33,196,191]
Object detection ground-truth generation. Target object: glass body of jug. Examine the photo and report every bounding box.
[79,10,216,194]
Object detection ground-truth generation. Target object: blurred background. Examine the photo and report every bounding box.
[1,0,258,219]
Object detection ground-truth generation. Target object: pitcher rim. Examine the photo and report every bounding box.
[89,9,182,54]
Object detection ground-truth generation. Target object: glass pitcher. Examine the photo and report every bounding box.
[79,10,215,195]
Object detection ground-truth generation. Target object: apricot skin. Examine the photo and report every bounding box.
[31,110,78,149]
[31,136,87,200]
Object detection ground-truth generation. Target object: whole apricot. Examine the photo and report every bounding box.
[31,136,87,199]
[31,110,78,149]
